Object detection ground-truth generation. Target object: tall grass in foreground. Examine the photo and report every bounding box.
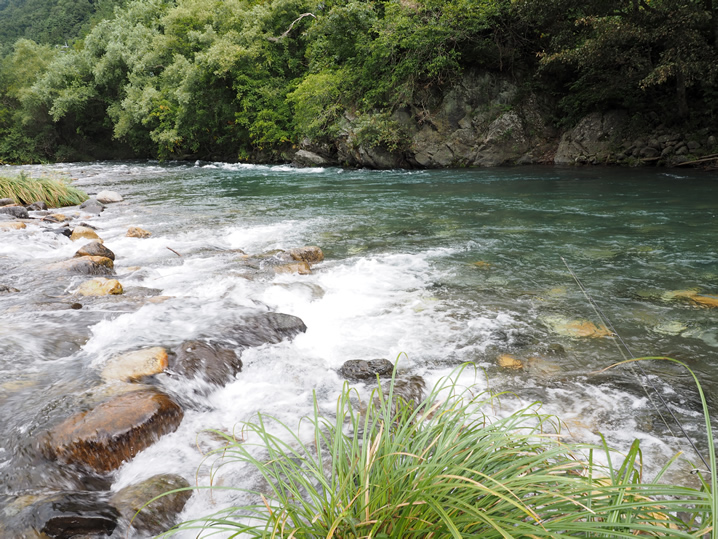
[0,171,88,207]
[164,364,714,538]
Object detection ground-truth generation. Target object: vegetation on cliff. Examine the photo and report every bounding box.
[0,0,716,163]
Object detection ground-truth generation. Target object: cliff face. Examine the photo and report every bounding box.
[293,72,718,170]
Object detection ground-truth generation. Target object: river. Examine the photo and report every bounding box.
[1,162,716,536]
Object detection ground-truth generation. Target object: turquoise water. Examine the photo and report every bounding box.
[0,162,716,530]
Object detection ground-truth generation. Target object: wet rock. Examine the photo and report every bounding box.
[273,282,326,300]
[692,294,718,308]
[111,474,191,535]
[339,359,394,381]
[95,190,123,204]
[75,278,123,296]
[274,262,311,275]
[542,315,613,338]
[0,197,13,206]
[26,201,48,211]
[172,341,242,386]
[0,221,26,230]
[288,246,324,265]
[48,256,114,275]
[497,354,523,370]
[70,226,100,241]
[127,226,151,238]
[293,149,329,167]
[0,205,29,219]
[79,198,105,214]
[526,356,560,378]
[0,284,20,293]
[74,241,115,261]
[101,347,169,382]
[228,312,307,347]
[44,227,72,238]
[0,492,120,539]
[50,213,68,222]
[390,375,426,406]
[46,388,184,473]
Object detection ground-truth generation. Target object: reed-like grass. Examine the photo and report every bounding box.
[0,171,88,208]
[162,364,714,538]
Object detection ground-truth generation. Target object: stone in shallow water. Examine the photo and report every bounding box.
[79,198,105,214]
[76,277,123,296]
[227,312,307,347]
[102,347,169,382]
[70,225,100,241]
[339,359,394,381]
[48,256,114,275]
[497,354,523,370]
[96,190,123,204]
[542,315,612,338]
[0,221,25,230]
[172,341,242,386]
[74,240,115,261]
[111,474,191,534]
[0,205,29,218]
[274,262,311,275]
[46,388,183,473]
[288,246,324,265]
[127,226,151,238]
[692,294,718,308]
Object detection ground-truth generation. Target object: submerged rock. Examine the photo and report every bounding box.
[96,190,123,204]
[111,474,191,535]
[288,246,324,265]
[497,354,523,370]
[127,226,151,238]
[48,256,114,275]
[274,262,311,275]
[542,316,613,338]
[691,294,718,308]
[172,341,242,386]
[74,240,115,261]
[227,312,307,347]
[0,221,26,230]
[101,347,169,383]
[75,278,123,296]
[46,388,184,473]
[0,205,29,219]
[339,359,394,381]
[70,225,101,241]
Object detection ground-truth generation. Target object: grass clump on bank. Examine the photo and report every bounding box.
[0,171,88,207]
[165,366,714,538]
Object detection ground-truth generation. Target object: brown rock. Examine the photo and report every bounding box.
[274,262,311,275]
[111,474,191,534]
[0,221,26,230]
[288,246,324,265]
[48,256,114,275]
[50,213,68,222]
[101,347,169,382]
[71,225,101,241]
[172,341,242,386]
[127,226,151,238]
[74,240,115,261]
[339,359,394,381]
[46,388,183,473]
[497,354,523,370]
[692,294,718,308]
[75,278,123,296]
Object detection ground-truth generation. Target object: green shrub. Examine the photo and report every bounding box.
[0,171,88,207]
[163,365,713,537]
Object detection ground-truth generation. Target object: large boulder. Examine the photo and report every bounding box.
[0,205,29,219]
[172,341,242,386]
[48,256,114,275]
[227,312,307,347]
[46,388,184,473]
[74,240,115,260]
[101,347,169,382]
[339,359,394,381]
[96,190,123,204]
[111,474,191,535]
[75,277,123,296]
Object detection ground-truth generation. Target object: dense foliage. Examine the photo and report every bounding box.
[0,0,716,162]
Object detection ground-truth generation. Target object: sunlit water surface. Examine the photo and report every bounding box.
[0,162,716,535]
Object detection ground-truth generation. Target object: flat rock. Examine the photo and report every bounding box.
[96,190,123,203]
[71,226,101,241]
[112,474,191,534]
[172,341,242,386]
[274,262,311,275]
[74,240,115,260]
[46,388,184,473]
[227,312,307,347]
[0,205,29,219]
[76,277,123,296]
[0,221,25,230]
[101,347,169,382]
[339,359,394,381]
[48,256,114,275]
[127,226,151,238]
[288,246,324,265]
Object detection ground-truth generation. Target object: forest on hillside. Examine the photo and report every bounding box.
[0,0,716,164]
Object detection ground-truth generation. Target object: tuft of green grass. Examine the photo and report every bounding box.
[0,171,88,208]
[162,365,714,538]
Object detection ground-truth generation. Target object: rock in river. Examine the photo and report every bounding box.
[48,256,114,275]
[79,198,105,214]
[127,226,151,238]
[0,221,25,230]
[339,359,394,381]
[70,225,101,241]
[172,341,242,386]
[0,205,29,219]
[288,246,324,265]
[111,474,191,535]
[227,312,307,347]
[274,262,312,275]
[46,387,183,473]
[74,240,115,260]
[76,277,123,296]
[101,347,169,382]
[96,190,123,204]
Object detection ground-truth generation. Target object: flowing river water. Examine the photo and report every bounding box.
[0,162,717,536]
